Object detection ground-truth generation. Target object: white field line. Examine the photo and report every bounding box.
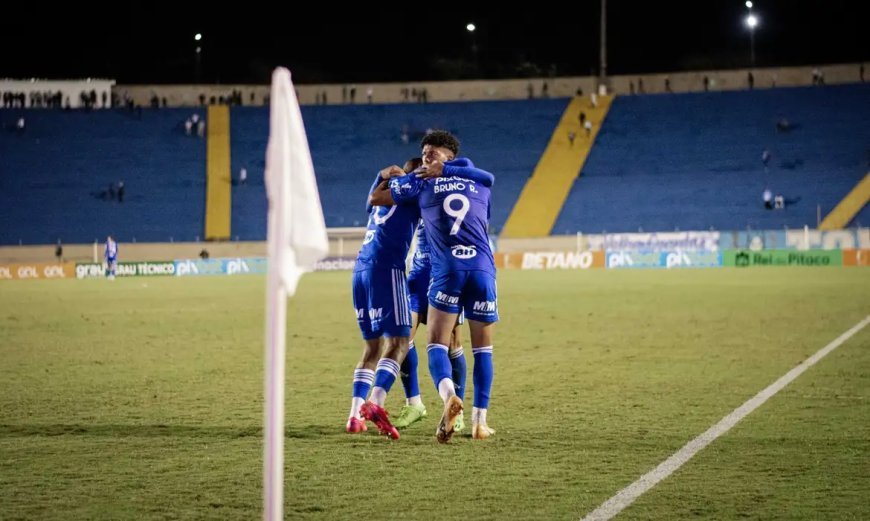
[581,315,870,521]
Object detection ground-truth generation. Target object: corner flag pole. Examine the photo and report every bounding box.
[263,67,329,521]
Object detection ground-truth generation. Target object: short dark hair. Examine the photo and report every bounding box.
[421,130,460,157]
[403,157,423,173]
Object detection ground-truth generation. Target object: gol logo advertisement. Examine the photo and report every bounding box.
[0,263,75,280]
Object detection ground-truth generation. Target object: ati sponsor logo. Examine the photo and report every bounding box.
[435,291,460,305]
[472,301,497,313]
[451,245,477,259]
[368,308,383,320]
[522,251,594,270]
[226,259,250,275]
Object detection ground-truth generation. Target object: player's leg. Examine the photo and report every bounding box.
[347,270,380,433]
[395,269,429,428]
[447,314,467,431]
[464,271,499,440]
[427,272,466,443]
[360,268,412,440]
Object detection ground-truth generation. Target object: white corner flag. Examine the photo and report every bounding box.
[263,67,329,521]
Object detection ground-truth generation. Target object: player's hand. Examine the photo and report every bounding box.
[416,161,443,179]
[379,165,404,179]
[369,180,394,206]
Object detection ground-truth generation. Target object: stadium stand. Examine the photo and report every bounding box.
[551,84,870,234]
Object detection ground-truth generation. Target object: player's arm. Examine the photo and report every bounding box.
[417,157,494,187]
[369,180,395,206]
[370,173,422,207]
[443,161,494,187]
[365,165,405,212]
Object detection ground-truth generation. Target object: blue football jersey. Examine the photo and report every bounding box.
[355,172,420,270]
[391,158,495,277]
[409,221,431,273]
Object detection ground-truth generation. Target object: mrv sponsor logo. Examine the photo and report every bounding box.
[472,301,497,313]
[435,291,460,305]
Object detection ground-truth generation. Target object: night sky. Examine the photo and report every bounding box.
[2,0,865,85]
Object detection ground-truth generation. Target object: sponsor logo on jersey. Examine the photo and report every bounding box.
[435,291,460,305]
[451,245,477,259]
[472,300,497,313]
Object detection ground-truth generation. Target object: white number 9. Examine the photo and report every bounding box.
[443,194,470,235]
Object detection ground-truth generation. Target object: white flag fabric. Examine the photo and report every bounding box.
[263,67,328,521]
[265,67,329,296]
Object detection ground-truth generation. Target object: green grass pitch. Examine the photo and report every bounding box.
[1,268,868,520]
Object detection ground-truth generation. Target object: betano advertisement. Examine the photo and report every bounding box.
[496,251,605,270]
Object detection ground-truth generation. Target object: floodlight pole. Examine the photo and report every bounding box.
[599,0,608,84]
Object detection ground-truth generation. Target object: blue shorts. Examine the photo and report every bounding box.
[428,270,498,323]
[407,267,430,315]
[352,267,412,340]
[409,267,464,325]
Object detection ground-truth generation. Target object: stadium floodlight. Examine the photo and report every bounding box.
[745,1,752,8]
[745,13,759,67]
[194,33,202,41]
[466,23,476,32]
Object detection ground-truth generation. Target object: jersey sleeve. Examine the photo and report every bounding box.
[365,172,384,214]
[442,158,495,187]
[389,174,423,205]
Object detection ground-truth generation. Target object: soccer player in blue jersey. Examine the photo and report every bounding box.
[371,130,498,443]
[346,163,419,439]
[395,159,470,432]
[348,154,492,440]
[104,235,118,280]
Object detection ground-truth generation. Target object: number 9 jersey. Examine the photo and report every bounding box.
[390,161,496,279]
